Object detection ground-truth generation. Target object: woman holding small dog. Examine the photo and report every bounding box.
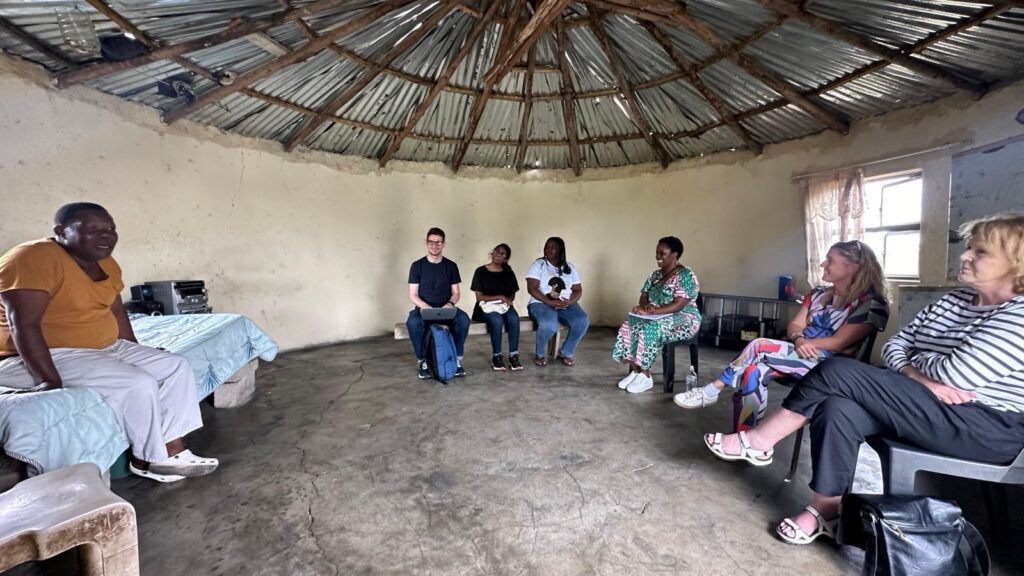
[526,237,589,366]
[471,243,522,371]
[612,236,701,393]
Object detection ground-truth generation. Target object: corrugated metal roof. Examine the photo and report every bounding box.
[2,0,1023,173]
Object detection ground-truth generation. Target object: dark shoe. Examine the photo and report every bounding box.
[417,360,430,380]
[492,355,507,371]
[508,354,523,371]
[455,365,467,377]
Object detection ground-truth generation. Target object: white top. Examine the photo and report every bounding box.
[526,259,581,305]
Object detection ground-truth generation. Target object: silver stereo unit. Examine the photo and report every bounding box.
[131,280,212,315]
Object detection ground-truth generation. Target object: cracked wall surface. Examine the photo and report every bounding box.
[2,53,1023,350]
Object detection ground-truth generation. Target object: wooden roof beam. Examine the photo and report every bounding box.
[451,0,528,172]
[556,21,582,175]
[284,0,461,152]
[378,0,505,167]
[757,0,988,95]
[589,13,671,167]
[0,15,76,69]
[514,45,537,172]
[487,0,573,82]
[667,5,850,134]
[642,21,762,154]
[56,0,363,87]
[162,0,416,125]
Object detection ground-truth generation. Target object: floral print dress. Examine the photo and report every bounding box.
[612,267,701,370]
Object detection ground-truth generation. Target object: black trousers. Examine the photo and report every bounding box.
[781,358,1024,497]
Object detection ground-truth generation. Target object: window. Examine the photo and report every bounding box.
[861,172,922,279]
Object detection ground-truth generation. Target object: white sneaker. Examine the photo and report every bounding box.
[626,374,654,394]
[618,371,641,390]
[674,387,719,409]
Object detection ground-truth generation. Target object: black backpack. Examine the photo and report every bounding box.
[838,494,990,576]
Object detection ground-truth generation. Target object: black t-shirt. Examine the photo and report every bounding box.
[408,256,461,308]
[470,265,519,320]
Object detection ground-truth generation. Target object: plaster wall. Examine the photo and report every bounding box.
[1,54,1022,350]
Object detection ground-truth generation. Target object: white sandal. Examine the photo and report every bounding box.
[129,463,185,483]
[776,506,838,545]
[148,449,219,477]
[703,431,774,467]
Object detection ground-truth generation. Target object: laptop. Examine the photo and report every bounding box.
[420,307,458,322]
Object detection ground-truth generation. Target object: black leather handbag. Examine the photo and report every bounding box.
[838,494,989,576]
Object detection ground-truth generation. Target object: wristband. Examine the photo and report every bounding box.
[789,333,804,342]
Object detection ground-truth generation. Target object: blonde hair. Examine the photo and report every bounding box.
[827,240,890,306]
[959,212,1024,294]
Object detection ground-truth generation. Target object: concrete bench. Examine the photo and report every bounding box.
[0,463,139,575]
[394,315,563,358]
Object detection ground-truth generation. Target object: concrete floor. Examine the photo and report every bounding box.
[11,328,1023,575]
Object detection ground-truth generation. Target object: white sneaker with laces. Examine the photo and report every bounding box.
[674,387,718,409]
[617,371,641,390]
[626,374,654,394]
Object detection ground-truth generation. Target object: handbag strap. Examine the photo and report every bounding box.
[959,520,990,576]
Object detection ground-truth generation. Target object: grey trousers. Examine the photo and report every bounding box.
[781,357,1024,497]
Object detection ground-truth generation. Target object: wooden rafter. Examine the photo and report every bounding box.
[284,0,461,152]
[246,86,647,146]
[556,21,582,175]
[668,4,851,134]
[82,1,221,82]
[378,0,505,166]
[487,0,573,82]
[0,15,75,68]
[162,0,416,125]
[757,0,987,95]
[641,21,762,155]
[451,0,529,172]
[588,13,671,167]
[515,45,536,173]
[56,0,361,87]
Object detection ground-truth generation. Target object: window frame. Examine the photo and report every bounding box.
[863,171,923,281]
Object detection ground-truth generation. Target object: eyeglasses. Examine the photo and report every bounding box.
[426,240,444,246]
[491,251,508,258]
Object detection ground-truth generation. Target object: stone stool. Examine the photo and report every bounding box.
[0,463,139,575]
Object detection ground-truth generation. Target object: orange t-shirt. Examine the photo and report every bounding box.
[0,239,124,356]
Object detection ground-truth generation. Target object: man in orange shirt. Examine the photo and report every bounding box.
[0,203,217,482]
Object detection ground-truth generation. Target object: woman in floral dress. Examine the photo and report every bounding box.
[612,236,701,394]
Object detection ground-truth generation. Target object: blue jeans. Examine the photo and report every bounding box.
[528,302,589,359]
[480,310,520,355]
[406,308,470,360]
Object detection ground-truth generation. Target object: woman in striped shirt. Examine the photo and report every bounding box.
[702,212,1024,546]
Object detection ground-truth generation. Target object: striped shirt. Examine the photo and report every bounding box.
[882,288,1024,413]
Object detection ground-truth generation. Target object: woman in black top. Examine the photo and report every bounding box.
[471,243,522,371]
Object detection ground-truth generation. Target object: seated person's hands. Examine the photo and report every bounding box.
[903,367,976,405]
[442,302,455,309]
[793,337,820,359]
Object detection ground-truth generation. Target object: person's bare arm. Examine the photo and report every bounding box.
[0,289,61,389]
[111,296,138,343]
[408,284,431,309]
[786,300,810,340]
[641,296,691,315]
[447,284,461,308]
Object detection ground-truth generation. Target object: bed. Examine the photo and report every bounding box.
[0,313,278,487]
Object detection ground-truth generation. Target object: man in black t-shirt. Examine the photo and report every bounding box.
[407,227,470,379]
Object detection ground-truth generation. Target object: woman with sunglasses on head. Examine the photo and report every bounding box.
[675,241,890,433]
[703,212,1024,546]
[471,243,522,371]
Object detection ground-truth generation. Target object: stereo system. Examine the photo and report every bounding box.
[130,280,212,315]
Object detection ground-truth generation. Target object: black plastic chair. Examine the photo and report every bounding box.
[779,330,878,482]
[662,294,704,393]
[867,436,1024,547]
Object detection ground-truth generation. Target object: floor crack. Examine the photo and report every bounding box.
[562,464,586,523]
